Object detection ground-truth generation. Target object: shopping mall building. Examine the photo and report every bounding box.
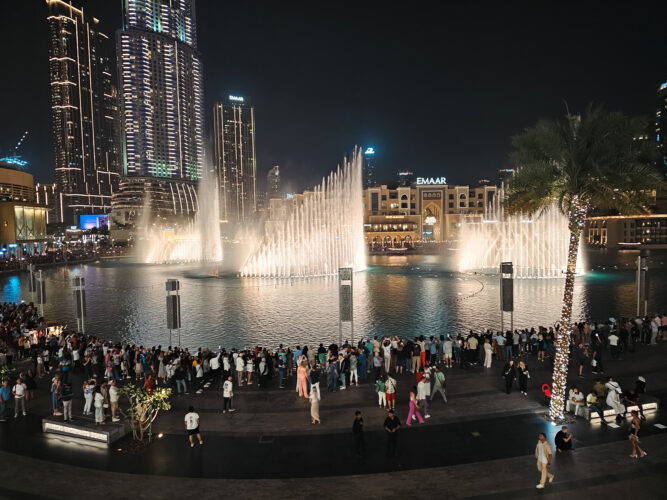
[363,177,498,248]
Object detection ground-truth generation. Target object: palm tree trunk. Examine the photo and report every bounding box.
[549,201,586,421]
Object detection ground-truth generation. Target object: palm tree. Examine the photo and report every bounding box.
[504,104,663,421]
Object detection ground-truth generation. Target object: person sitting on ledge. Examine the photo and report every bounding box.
[555,426,573,452]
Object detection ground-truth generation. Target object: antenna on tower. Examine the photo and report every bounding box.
[1,131,29,169]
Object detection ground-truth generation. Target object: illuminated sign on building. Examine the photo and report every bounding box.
[364,147,375,155]
[229,95,244,102]
[416,177,446,185]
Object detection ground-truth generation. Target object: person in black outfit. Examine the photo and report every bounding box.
[555,426,573,452]
[516,361,529,395]
[352,410,365,456]
[502,360,516,394]
[384,409,400,456]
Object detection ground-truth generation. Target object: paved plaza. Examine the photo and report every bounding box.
[0,339,666,499]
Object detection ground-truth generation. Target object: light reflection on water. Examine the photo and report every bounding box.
[0,251,664,350]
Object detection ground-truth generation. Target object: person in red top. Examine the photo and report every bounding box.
[144,373,154,394]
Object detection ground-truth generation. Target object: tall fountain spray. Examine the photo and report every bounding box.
[242,150,366,277]
[458,195,584,278]
[137,174,223,264]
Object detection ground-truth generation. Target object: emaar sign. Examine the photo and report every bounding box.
[416,177,446,185]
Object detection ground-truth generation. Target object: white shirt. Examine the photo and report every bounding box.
[608,334,619,346]
[109,385,119,403]
[235,357,245,371]
[223,380,233,398]
[210,355,220,370]
[94,392,104,408]
[536,441,549,464]
[13,383,26,398]
[185,412,199,430]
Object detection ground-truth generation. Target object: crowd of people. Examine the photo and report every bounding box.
[0,298,664,436]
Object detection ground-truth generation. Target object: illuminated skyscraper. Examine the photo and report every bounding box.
[363,147,376,189]
[213,95,257,222]
[47,0,120,224]
[267,165,281,199]
[117,0,204,184]
[657,82,667,178]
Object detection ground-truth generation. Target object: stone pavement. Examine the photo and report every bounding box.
[0,341,666,498]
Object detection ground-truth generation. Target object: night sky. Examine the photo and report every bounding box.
[1,0,665,191]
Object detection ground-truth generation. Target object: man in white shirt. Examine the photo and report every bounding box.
[535,433,554,488]
[565,386,585,417]
[184,405,203,448]
[417,376,430,419]
[12,378,27,417]
[222,375,236,413]
[210,352,220,389]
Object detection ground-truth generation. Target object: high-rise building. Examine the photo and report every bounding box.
[363,146,376,189]
[657,82,667,178]
[213,95,257,223]
[117,0,204,183]
[267,165,281,199]
[397,170,414,187]
[47,0,120,225]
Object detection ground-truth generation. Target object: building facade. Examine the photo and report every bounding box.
[363,179,497,248]
[657,82,667,178]
[116,0,204,182]
[0,164,48,255]
[213,95,257,223]
[586,214,667,248]
[47,0,120,225]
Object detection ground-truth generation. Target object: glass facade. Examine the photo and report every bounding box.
[14,206,47,241]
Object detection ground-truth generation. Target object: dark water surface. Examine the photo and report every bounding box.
[1,249,665,349]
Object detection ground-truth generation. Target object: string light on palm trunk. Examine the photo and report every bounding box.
[549,197,588,421]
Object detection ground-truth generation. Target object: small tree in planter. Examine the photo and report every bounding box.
[0,365,15,383]
[119,383,171,442]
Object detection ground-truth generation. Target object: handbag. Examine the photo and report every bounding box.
[591,358,597,367]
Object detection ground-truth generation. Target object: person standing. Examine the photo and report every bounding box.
[385,373,397,410]
[310,386,320,424]
[222,375,236,413]
[352,410,365,456]
[12,378,27,418]
[417,375,430,419]
[51,375,62,416]
[502,360,516,394]
[61,382,73,422]
[384,409,400,456]
[0,379,11,422]
[93,385,105,426]
[483,339,493,368]
[517,361,530,395]
[184,405,203,448]
[109,380,120,422]
[605,377,625,425]
[297,361,309,398]
[377,376,387,409]
[628,410,647,458]
[83,378,95,415]
[535,432,554,489]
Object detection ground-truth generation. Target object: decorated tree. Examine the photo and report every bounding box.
[504,104,663,421]
[119,383,171,441]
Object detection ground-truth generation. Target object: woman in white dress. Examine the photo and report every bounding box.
[483,339,493,368]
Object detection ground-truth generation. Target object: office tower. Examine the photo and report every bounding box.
[47,0,120,225]
[267,165,281,199]
[363,146,376,189]
[657,82,667,178]
[397,170,414,187]
[117,0,204,184]
[213,95,257,223]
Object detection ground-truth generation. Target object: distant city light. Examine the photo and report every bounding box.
[229,95,244,102]
[364,147,375,155]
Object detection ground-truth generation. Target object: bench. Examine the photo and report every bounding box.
[576,395,659,421]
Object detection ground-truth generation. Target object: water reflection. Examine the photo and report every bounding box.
[0,251,664,349]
